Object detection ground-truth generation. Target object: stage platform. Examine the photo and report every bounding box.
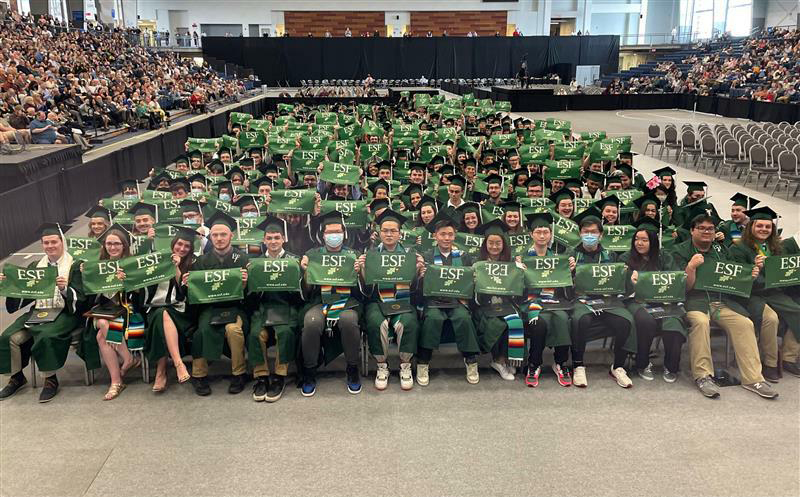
[0,144,82,194]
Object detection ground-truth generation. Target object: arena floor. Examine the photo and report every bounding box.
[1,102,798,497]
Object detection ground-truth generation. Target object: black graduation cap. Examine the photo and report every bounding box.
[484,173,504,186]
[369,179,390,195]
[448,174,467,189]
[204,210,237,231]
[36,222,71,238]
[594,196,620,211]
[226,165,245,180]
[425,209,457,233]
[417,195,439,212]
[652,166,676,178]
[375,208,408,227]
[430,155,447,166]
[128,202,156,218]
[180,199,203,214]
[119,179,139,192]
[633,216,661,233]
[573,206,603,226]
[207,160,225,174]
[605,174,623,187]
[316,210,348,232]
[633,193,661,211]
[188,173,207,186]
[548,187,575,205]
[255,215,288,238]
[402,183,423,198]
[150,172,172,189]
[248,147,264,156]
[587,171,606,184]
[260,163,279,176]
[239,157,255,169]
[98,223,131,245]
[169,224,201,243]
[409,161,428,173]
[684,181,707,193]
[169,177,190,192]
[745,206,778,221]
[234,195,260,212]
[500,200,521,213]
[476,218,509,237]
[526,175,543,188]
[616,164,633,179]
[731,193,759,209]
[526,212,553,230]
[251,176,275,191]
[174,154,190,165]
[85,205,112,222]
[369,197,390,213]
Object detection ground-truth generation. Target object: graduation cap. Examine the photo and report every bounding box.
[500,200,521,214]
[605,174,623,187]
[448,174,467,190]
[402,183,423,198]
[368,179,391,196]
[369,197,390,213]
[239,157,255,169]
[565,178,583,190]
[98,223,132,246]
[633,216,661,233]
[586,171,606,184]
[207,160,225,175]
[594,196,620,211]
[573,206,603,226]
[85,205,112,222]
[548,187,575,205]
[174,154,190,166]
[463,157,477,169]
[526,175,544,188]
[456,201,483,221]
[484,173,504,186]
[633,193,661,211]
[251,176,275,192]
[204,210,237,231]
[169,224,201,243]
[684,181,707,194]
[526,212,553,230]
[477,218,509,237]
[119,179,139,193]
[417,195,439,213]
[189,150,203,161]
[128,202,156,219]
[745,206,778,221]
[234,195,260,215]
[409,161,428,173]
[169,177,190,192]
[255,215,288,238]
[248,147,264,156]
[616,164,633,179]
[375,208,408,227]
[316,210,348,232]
[731,193,759,209]
[150,172,172,189]
[652,166,676,178]
[36,222,71,239]
[180,199,203,214]
[425,209,457,233]
[226,165,246,180]
[442,138,455,146]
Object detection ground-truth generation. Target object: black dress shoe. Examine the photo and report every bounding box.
[228,374,247,394]
[192,376,211,396]
[38,376,59,403]
[763,365,780,383]
[783,360,800,377]
[252,378,268,401]
[265,375,285,403]
[0,374,27,400]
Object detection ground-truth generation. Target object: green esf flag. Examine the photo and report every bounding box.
[455,232,485,257]
[320,200,369,229]
[634,271,687,303]
[66,236,101,260]
[522,255,573,288]
[422,265,474,299]
[544,160,582,180]
[291,150,324,173]
[267,188,316,214]
[508,233,532,257]
[101,198,136,213]
[154,224,200,253]
[320,161,361,185]
[247,257,302,292]
[364,249,417,285]
[553,214,580,247]
[119,250,175,291]
[82,259,123,294]
[0,264,57,299]
[490,134,517,149]
[187,268,244,304]
[601,225,634,252]
[474,261,524,296]
[764,254,800,289]
[305,251,358,286]
[574,263,627,296]
[694,261,754,298]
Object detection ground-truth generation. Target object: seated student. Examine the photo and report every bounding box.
[136,227,196,393]
[120,179,140,200]
[620,219,686,383]
[86,206,112,238]
[671,214,778,399]
[518,213,575,388]
[501,202,525,235]
[299,212,362,396]
[729,206,800,384]
[357,209,424,391]
[0,224,85,403]
[595,196,620,226]
[128,202,157,254]
[79,225,141,401]
[455,202,482,234]
[718,194,758,246]
[247,217,303,402]
[186,211,250,397]
[569,208,634,389]
[417,212,481,385]
[472,219,526,381]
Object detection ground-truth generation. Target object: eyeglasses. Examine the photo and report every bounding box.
[694,226,715,233]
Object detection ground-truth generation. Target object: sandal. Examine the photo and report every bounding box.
[103,383,126,401]
[175,362,190,384]
[152,374,167,393]
[120,356,142,378]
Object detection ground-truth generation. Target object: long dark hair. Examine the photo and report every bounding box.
[478,234,511,262]
[626,229,661,271]
[99,229,131,260]
[741,218,782,255]
[170,236,194,275]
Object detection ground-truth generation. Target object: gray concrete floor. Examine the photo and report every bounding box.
[1,104,799,497]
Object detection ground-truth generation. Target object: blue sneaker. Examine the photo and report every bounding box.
[301,371,317,397]
[346,365,361,394]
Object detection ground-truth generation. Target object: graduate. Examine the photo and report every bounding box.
[85,206,112,238]
[718,193,759,246]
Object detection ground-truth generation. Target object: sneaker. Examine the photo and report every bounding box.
[465,360,480,384]
[662,369,678,383]
[399,363,413,391]
[416,363,430,386]
[783,360,800,377]
[490,361,515,381]
[374,362,390,391]
[695,376,719,398]
[252,378,268,402]
[38,376,59,403]
[742,381,779,399]
[610,366,633,388]
[572,366,588,388]
[192,376,211,396]
[346,365,361,394]
[228,374,247,394]
[507,365,517,376]
[0,373,27,400]
[301,370,317,397]
[552,363,572,387]
[265,375,285,402]
[762,365,780,384]
[525,365,541,387]
[638,362,655,381]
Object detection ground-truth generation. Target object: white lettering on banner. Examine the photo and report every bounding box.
[714,262,743,277]
[532,258,557,270]
[16,269,47,280]
[650,272,677,286]
[380,254,406,267]
[284,189,305,199]
[203,270,229,283]
[135,252,162,269]
[332,163,350,173]
[97,261,119,275]
[334,202,355,213]
[780,256,800,270]
[464,235,482,248]
[438,267,464,280]
[321,255,345,267]
[605,225,629,236]
[68,238,94,249]
[263,260,289,272]
[485,263,509,277]
[509,234,530,246]
[591,265,617,278]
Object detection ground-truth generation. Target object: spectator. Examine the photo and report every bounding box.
[28,110,64,144]
[345,27,352,37]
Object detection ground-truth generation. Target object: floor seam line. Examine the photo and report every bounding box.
[81,447,114,497]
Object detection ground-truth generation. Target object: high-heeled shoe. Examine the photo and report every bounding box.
[175,362,190,384]
[152,376,167,393]
[103,383,126,400]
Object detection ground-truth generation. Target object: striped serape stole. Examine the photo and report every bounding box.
[505,312,525,367]
[321,285,351,337]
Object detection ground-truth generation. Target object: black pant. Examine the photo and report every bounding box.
[634,308,685,372]
[416,347,477,364]
[526,318,569,368]
[572,312,631,369]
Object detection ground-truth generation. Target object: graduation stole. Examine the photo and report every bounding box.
[105,299,145,351]
[524,247,554,324]
[730,223,745,244]
[433,246,462,267]
[505,312,525,368]
[321,284,350,336]
[757,243,770,257]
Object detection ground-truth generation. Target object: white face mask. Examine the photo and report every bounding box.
[219,193,231,202]
[324,233,344,248]
[241,211,258,218]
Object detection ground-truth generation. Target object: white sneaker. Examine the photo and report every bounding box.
[573,366,588,387]
[374,363,389,390]
[399,363,413,391]
[610,366,633,388]
[490,361,515,381]
[465,360,480,384]
[416,363,429,386]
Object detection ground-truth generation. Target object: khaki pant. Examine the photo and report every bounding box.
[253,328,288,378]
[783,331,800,363]
[5,329,32,375]
[192,317,246,377]
[686,303,764,384]
[759,305,780,368]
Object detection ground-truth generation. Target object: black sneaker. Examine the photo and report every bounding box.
[38,376,59,403]
[192,376,211,396]
[265,375,285,403]
[228,374,247,394]
[346,365,361,394]
[0,373,27,400]
[783,360,800,377]
[762,365,780,384]
[252,378,268,402]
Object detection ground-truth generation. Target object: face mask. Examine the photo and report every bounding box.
[191,188,203,194]
[324,233,344,248]
[184,218,199,225]
[242,211,258,218]
[656,195,667,203]
[219,193,231,202]
[581,234,600,247]
[124,194,138,200]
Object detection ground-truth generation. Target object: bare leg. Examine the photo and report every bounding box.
[95,319,121,385]
[162,311,189,382]
[153,358,167,390]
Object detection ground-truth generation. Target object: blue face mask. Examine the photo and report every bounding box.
[219,193,231,202]
[184,218,199,225]
[581,234,600,247]
[124,194,138,200]
[324,233,344,248]
[241,211,258,218]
